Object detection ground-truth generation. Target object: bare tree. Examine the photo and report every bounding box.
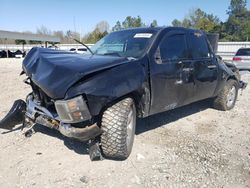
[36,25,52,35]
[96,21,110,33]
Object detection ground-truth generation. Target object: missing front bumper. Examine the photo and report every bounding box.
[0,100,26,130]
[58,123,102,141]
[34,115,102,141]
[0,98,102,141]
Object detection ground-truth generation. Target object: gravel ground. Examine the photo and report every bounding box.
[0,58,249,188]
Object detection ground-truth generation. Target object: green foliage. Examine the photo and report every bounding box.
[112,21,122,31]
[112,16,146,31]
[171,0,250,41]
[28,40,42,44]
[15,40,26,45]
[171,8,220,32]
[83,21,109,43]
[172,19,183,27]
[227,0,247,15]
[150,20,158,27]
[224,0,250,41]
[122,16,146,28]
[84,30,108,43]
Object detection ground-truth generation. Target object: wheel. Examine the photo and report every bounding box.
[100,98,136,160]
[213,79,239,111]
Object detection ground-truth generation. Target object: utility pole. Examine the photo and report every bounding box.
[5,38,8,58]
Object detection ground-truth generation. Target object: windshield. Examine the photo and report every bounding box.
[89,30,156,58]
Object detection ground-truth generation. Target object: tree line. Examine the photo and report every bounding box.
[171,0,250,41]
[112,0,250,42]
[1,0,249,45]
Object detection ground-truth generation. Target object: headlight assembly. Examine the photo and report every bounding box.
[55,96,91,123]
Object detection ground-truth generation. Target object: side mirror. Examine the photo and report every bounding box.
[155,47,162,64]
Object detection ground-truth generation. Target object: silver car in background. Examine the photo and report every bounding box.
[232,48,250,70]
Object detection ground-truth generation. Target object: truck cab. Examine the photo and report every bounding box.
[149,27,219,114]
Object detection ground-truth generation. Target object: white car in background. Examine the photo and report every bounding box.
[69,48,87,54]
[48,46,59,50]
[232,48,250,71]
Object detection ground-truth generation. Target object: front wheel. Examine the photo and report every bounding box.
[213,79,239,111]
[100,98,136,160]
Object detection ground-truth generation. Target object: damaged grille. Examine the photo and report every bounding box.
[30,81,56,111]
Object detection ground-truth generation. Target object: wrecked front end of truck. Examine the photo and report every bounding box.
[0,28,155,160]
[0,48,107,143]
[1,90,101,140]
[1,45,142,141]
[0,43,148,160]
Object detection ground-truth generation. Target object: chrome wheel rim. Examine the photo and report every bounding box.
[126,104,136,153]
[227,86,236,108]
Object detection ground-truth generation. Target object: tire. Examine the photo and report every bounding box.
[100,98,136,160]
[213,79,239,111]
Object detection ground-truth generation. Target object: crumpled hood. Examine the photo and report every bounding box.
[23,47,128,99]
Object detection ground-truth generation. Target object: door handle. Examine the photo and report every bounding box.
[207,65,217,69]
[176,61,183,68]
[175,80,183,85]
[182,67,194,72]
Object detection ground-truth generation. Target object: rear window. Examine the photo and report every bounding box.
[236,48,250,56]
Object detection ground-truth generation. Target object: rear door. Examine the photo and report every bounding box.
[149,30,195,115]
[187,31,218,101]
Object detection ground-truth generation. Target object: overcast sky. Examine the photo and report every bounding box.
[1,0,250,35]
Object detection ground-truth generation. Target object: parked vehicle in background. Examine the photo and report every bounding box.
[48,46,59,50]
[0,50,7,58]
[14,50,24,58]
[69,48,87,54]
[77,48,87,54]
[7,50,15,58]
[232,48,250,70]
[69,48,77,53]
[0,50,26,58]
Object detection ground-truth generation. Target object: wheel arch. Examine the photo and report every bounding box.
[227,75,237,81]
[227,75,240,88]
[98,89,150,120]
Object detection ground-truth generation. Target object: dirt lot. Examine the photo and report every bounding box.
[0,58,249,188]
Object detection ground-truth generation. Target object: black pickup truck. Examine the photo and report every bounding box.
[0,27,247,160]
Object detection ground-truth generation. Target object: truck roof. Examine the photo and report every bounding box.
[115,27,218,53]
[113,26,202,33]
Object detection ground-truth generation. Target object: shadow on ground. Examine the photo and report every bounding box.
[32,124,89,155]
[136,99,212,135]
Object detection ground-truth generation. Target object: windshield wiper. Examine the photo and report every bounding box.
[73,38,94,55]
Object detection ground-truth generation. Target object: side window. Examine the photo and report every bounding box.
[159,34,188,62]
[188,32,210,59]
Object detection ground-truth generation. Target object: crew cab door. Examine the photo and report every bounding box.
[187,31,218,101]
[149,30,195,115]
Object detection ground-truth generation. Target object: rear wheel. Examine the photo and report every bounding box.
[213,79,238,111]
[100,98,136,160]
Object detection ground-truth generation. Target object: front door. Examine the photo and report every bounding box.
[149,30,195,115]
